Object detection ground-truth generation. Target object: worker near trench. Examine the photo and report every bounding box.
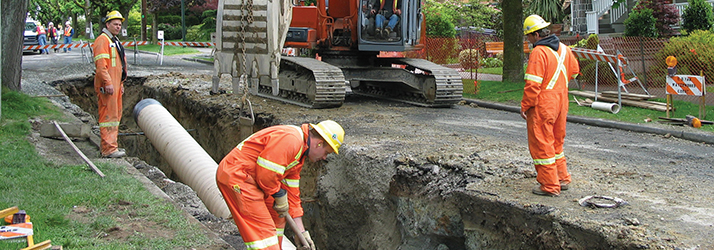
[216,120,345,250]
[93,11,127,158]
[521,15,580,197]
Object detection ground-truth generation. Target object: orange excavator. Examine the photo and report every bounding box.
[213,0,463,108]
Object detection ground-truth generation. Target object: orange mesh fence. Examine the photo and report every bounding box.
[403,35,711,106]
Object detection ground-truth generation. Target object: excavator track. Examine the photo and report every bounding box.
[255,56,346,109]
[352,58,463,107]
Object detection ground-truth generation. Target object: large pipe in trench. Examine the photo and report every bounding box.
[133,98,231,218]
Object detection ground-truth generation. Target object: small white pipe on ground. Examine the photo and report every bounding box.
[133,98,231,218]
[591,101,621,114]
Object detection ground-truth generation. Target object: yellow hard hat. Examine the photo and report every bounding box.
[310,120,344,154]
[104,11,125,23]
[523,14,550,35]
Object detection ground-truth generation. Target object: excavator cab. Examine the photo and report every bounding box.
[357,0,424,52]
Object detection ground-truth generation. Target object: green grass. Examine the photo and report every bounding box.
[134,43,201,56]
[477,67,503,75]
[0,89,213,249]
[462,80,714,133]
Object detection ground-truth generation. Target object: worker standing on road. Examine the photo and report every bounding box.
[63,21,74,52]
[521,15,580,197]
[216,120,344,250]
[93,11,127,158]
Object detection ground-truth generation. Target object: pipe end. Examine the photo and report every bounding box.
[133,98,162,121]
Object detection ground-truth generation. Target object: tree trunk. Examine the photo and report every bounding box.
[1,0,28,91]
[152,13,158,44]
[502,0,525,83]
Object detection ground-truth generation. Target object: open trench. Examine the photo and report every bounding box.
[52,75,634,250]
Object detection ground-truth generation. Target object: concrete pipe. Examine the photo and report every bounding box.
[591,101,621,114]
[133,99,231,218]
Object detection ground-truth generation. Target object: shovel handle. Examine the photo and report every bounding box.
[284,215,310,248]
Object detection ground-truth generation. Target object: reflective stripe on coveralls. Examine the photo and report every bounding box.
[522,43,579,194]
[216,125,308,250]
[93,32,125,156]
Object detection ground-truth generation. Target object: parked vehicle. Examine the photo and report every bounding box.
[24,19,40,52]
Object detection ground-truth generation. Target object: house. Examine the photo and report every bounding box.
[569,0,714,35]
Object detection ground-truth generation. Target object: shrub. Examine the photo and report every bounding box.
[681,0,714,32]
[632,0,680,37]
[653,30,714,86]
[157,23,183,40]
[480,56,503,68]
[425,12,456,38]
[186,24,210,41]
[459,49,479,69]
[624,8,658,37]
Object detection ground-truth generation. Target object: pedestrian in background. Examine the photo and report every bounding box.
[92,11,127,158]
[47,22,59,53]
[216,120,345,250]
[521,14,580,197]
[63,21,74,52]
[37,23,48,54]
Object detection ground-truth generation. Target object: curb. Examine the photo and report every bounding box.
[462,98,714,144]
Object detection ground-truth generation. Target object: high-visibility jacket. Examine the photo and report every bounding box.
[216,124,309,249]
[64,27,73,37]
[37,26,46,35]
[92,30,127,155]
[522,36,579,194]
[217,124,308,218]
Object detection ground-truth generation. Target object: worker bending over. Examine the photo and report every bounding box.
[521,15,580,197]
[216,120,345,250]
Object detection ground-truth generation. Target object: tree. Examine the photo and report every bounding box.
[633,0,679,37]
[624,7,658,37]
[502,0,524,82]
[525,0,565,23]
[681,0,714,32]
[2,0,29,91]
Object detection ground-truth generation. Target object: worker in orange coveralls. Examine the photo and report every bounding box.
[216,120,345,250]
[521,15,580,197]
[93,11,127,158]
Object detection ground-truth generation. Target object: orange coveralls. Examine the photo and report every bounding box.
[522,42,580,195]
[216,124,308,250]
[93,32,127,156]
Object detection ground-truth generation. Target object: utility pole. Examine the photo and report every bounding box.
[141,0,147,41]
[181,0,186,41]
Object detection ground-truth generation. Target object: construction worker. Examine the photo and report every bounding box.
[371,0,400,39]
[216,120,345,250]
[93,11,127,158]
[63,21,74,52]
[521,15,580,196]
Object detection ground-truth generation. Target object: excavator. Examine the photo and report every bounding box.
[213,0,463,108]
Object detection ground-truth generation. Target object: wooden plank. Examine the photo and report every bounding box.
[600,91,657,100]
[568,90,670,112]
[0,207,19,219]
[52,121,105,178]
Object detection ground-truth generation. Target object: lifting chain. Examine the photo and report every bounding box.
[238,0,255,139]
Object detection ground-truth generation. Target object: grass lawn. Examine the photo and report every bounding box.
[134,43,201,56]
[0,89,214,249]
[462,79,714,133]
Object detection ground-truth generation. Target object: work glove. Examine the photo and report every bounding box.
[294,230,316,250]
[272,189,289,215]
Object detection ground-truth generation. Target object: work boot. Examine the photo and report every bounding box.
[103,150,126,158]
[383,27,392,39]
[375,28,382,39]
[532,186,558,197]
[560,181,570,191]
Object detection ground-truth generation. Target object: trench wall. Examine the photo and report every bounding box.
[55,77,638,250]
